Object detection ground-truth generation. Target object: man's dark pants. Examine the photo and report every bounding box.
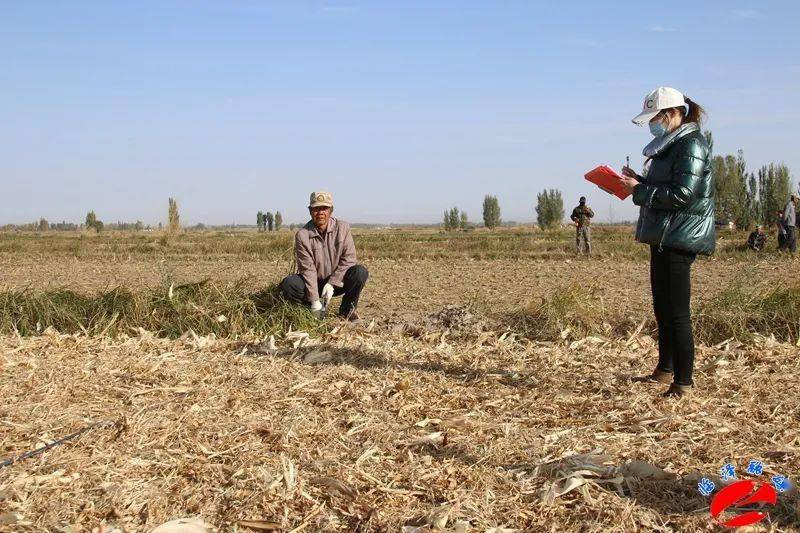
[280,265,369,316]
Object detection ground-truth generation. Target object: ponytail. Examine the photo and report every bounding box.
[683,96,706,125]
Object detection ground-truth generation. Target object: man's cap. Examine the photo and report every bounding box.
[309,191,333,208]
[579,196,586,203]
[632,87,686,125]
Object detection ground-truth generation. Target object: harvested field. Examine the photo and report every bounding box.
[1,228,799,531]
[1,321,799,531]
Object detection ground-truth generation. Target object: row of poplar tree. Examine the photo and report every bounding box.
[443,193,564,230]
[80,198,181,233]
[256,211,283,231]
[705,132,793,229]
[442,195,503,231]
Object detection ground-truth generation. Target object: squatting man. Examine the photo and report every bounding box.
[280,191,369,320]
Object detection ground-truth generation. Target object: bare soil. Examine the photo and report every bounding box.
[0,255,787,320]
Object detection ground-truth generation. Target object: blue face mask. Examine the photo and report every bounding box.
[649,120,668,137]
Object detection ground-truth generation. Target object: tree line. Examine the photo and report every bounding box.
[705,132,794,229]
[442,193,564,231]
[256,211,283,231]
[11,150,797,235]
[10,199,289,234]
[442,195,503,231]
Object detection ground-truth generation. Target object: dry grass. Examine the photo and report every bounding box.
[4,275,799,347]
[695,280,800,344]
[509,284,619,341]
[510,280,800,345]
[1,318,799,531]
[2,228,800,531]
[0,226,774,261]
[0,280,322,339]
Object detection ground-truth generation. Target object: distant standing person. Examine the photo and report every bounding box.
[775,211,787,250]
[783,195,798,253]
[619,87,714,398]
[570,196,594,254]
[280,191,369,320]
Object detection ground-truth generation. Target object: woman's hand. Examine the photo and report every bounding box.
[621,165,638,178]
[619,175,639,195]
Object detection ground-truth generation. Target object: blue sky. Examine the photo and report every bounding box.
[2,1,798,225]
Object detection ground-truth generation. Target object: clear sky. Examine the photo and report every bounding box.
[2,1,798,226]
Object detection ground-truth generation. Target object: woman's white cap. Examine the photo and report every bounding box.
[632,87,686,125]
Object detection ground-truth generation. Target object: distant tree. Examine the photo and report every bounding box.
[703,130,714,151]
[158,222,163,231]
[168,197,180,232]
[257,211,264,231]
[51,221,78,231]
[266,211,274,232]
[732,150,751,229]
[747,173,760,226]
[459,210,469,230]
[448,207,460,231]
[442,210,450,230]
[85,211,97,229]
[84,211,104,232]
[274,211,283,231]
[482,195,501,229]
[38,218,49,231]
[536,189,565,229]
[712,150,750,228]
[134,220,144,231]
[759,163,792,226]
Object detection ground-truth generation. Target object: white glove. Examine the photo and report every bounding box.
[310,299,323,318]
[321,283,335,305]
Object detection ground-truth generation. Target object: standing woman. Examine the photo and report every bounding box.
[619,87,715,397]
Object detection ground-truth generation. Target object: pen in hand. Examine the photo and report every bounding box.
[621,156,634,179]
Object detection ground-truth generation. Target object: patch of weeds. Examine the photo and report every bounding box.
[0,279,326,338]
[695,281,800,344]
[510,283,613,340]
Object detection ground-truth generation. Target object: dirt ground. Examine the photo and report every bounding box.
[1,317,799,531]
[1,247,799,531]
[0,255,787,320]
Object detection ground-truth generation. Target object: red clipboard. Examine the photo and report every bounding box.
[584,165,630,200]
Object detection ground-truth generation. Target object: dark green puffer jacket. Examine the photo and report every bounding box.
[632,122,716,255]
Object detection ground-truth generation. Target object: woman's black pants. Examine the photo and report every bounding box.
[650,246,696,386]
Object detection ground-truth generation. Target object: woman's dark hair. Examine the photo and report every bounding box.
[662,97,706,125]
[681,97,706,124]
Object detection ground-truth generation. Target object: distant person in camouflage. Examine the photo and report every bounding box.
[746,226,767,252]
[570,196,594,254]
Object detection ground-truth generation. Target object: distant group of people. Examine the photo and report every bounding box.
[745,195,797,253]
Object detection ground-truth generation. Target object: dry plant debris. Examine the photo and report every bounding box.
[1,319,800,531]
